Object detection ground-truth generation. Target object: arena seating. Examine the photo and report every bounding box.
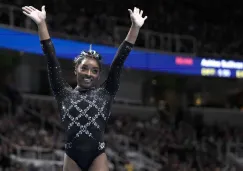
[1,0,243,170]
[1,92,242,170]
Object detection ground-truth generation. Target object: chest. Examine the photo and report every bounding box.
[60,88,112,118]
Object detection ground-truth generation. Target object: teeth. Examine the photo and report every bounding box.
[84,78,91,83]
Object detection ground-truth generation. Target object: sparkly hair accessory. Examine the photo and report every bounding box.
[89,44,92,52]
[74,44,102,63]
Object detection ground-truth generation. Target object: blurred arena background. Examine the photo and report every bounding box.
[0,0,243,170]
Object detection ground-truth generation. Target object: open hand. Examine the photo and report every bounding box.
[128,7,147,28]
[22,6,46,25]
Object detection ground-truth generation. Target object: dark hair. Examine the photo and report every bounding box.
[74,50,102,71]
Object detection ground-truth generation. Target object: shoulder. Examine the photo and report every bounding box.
[94,86,114,97]
[55,87,73,100]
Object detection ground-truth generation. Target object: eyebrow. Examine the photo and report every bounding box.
[81,64,99,69]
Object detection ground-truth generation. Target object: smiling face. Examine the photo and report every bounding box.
[75,57,101,89]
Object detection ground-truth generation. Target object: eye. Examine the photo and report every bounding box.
[92,69,99,74]
[81,66,88,71]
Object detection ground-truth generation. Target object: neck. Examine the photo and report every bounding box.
[75,85,94,92]
[76,85,87,90]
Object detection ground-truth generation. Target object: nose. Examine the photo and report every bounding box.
[85,70,92,76]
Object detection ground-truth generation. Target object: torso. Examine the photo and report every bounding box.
[58,87,113,152]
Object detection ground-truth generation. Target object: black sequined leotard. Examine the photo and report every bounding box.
[40,39,133,170]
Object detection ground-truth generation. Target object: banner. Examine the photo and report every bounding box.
[0,27,242,78]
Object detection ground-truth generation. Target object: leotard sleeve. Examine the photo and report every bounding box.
[40,39,71,99]
[103,41,133,95]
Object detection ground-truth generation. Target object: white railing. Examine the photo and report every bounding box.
[0,134,62,171]
[0,134,59,160]
[108,134,160,160]
[0,3,197,55]
[105,133,162,170]
[114,26,197,54]
[15,146,58,160]
[2,132,151,171]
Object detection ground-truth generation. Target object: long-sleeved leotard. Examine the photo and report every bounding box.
[41,39,133,170]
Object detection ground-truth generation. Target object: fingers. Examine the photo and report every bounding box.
[133,7,136,13]
[22,6,42,14]
[22,6,33,14]
[128,9,132,15]
[22,11,30,17]
[41,5,45,12]
[135,7,139,14]
[143,16,148,20]
[131,7,145,17]
[29,6,37,11]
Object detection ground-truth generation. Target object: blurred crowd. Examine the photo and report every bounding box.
[0,91,242,170]
[0,0,243,57]
[0,140,25,171]
[1,0,243,170]
[108,112,241,171]
[0,114,57,148]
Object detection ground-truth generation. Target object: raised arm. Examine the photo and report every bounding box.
[22,6,71,98]
[104,7,147,95]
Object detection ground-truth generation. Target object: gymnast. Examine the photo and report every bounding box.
[22,5,147,171]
